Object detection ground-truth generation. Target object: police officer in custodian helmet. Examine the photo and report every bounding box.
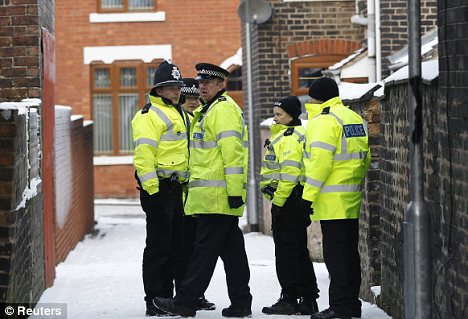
[131,60,190,317]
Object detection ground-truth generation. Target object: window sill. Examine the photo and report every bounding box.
[94,155,133,166]
[89,11,166,23]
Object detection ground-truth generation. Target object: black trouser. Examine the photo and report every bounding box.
[140,179,184,304]
[272,186,319,300]
[175,214,197,295]
[320,218,361,316]
[176,214,252,310]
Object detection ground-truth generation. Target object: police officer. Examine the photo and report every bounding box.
[180,77,201,118]
[176,77,216,312]
[153,63,252,318]
[131,60,189,317]
[302,77,371,319]
[260,96,320,316]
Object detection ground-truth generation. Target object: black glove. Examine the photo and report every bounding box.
[302,199,314,216]
[228,196,244,209]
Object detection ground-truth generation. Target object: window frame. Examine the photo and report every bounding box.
[97,0,156,13]
[90,60,161,155]
[290,55,345,96]
[225,65,244,108]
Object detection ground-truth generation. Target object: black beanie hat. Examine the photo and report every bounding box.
[274,96,302,120]
[308,77,339,102]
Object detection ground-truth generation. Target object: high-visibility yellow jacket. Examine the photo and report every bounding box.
[131,95,189,195]
[184,91,248,216]
[302,97,371,220]
[260,124,305,207]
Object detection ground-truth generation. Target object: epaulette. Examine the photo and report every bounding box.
[321,107,330,114]
[284,127,295,136]
[141,103,151,114]
[218,96,227,101]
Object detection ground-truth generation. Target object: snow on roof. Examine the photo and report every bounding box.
[388,28,438,68]
[220,48,243,69]
[329,47,366,71]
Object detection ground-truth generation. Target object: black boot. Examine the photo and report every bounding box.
[262,295,298,315]
[297,296,318,315]
[146,301,177,317]
[197,297,216,311]
[152,297,196,317]
[310,308,351,319]
[221,305,252,318]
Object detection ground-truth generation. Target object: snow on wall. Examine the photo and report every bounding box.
[55,106,73,229]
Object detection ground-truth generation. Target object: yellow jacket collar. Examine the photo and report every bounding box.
[149,95,172,107]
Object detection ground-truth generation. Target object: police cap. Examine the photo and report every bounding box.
[195,63,230,80]
[180,78,200,96]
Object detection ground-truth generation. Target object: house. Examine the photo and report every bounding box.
[54,0,244,198]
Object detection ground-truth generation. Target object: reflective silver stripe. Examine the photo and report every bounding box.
[150,105,174,131]
[303,151,310,159]
[225,167,244,175]
[160,132,186,141]
[328,111,344,126]
[190,140,217,149]
[305,177,323,188]
[139,171,158,182]
[334,151,368,160]
[310,141,336,153]
[298,175,306,183]
[321,184,362,193]
[270,135,282,146]
[281,160,301,169]
[243,140,249,147]
[262,162,280,170]
[262,173,281,181]
[189,180,227,188]
[134,138,158,148]
[216,130,242,141]
[281,173,298,183]
[156,169,189,180]
[293,130,304,140]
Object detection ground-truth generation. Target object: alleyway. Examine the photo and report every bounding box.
[34,200,392,319]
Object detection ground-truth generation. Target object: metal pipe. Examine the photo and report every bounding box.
[403,0,432,318]
[367,0,376,82]
[375,0,382,81]
[245,20,259,232]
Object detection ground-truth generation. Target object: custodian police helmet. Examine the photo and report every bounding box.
[152,60,185,89]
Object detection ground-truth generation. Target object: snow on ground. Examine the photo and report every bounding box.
[34,201,392,319]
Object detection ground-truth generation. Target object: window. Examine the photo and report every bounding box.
[98,0,155,13]
[91,61,160,155]
[290,55,345,96]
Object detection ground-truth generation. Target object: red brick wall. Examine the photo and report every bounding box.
[54,111,94,263]
[54,0,242,119]
[94,164,138,198]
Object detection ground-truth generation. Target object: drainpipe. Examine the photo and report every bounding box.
[375,0,382,81]
[403,0,432,318]
[367,0,376,82]
[245,20,259,232]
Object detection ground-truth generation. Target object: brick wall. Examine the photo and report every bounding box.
[0,103,45,304]
[54,108,94,263]
[94,164,138,198]
[379,0,437,77]
[0,0,54,102]
[54,0,241,119]
[433,1,468,318]
[347,97,382,303]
